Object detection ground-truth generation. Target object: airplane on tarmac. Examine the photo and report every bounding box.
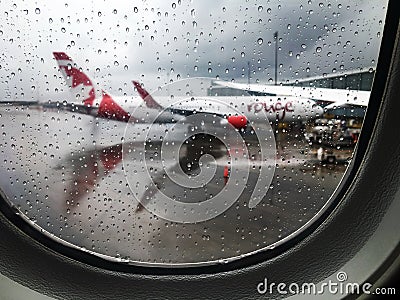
[132,80,324,124]
[53,52,324,129]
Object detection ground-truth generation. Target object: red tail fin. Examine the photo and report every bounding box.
[54,52,133,122]
[53,52,96,106]
[132,80,163,110]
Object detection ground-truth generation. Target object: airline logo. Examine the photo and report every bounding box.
[53,52,132,122]
[53,52,96,106]
[247,101,294,120]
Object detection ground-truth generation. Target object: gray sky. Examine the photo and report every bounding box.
[0,0,388,101]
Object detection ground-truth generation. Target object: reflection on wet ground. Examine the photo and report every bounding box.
[0,105,348,265]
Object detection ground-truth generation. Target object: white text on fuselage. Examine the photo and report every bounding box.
[247,101,294,120]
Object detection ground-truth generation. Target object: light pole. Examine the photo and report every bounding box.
[247,61,250,84]
[274,31,278,85]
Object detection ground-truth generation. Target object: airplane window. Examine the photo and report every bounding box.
[0,0,388,267]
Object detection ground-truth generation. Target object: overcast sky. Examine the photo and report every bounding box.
[0,0,388,101]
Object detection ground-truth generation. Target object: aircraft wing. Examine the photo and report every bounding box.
[213,80,370,108]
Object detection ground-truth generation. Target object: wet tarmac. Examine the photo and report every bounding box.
[0,105,348,265]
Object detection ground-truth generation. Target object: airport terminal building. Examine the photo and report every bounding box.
[207,67,375,96]
[282,67,375,91]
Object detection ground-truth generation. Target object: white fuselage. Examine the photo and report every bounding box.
[109,95,323,124]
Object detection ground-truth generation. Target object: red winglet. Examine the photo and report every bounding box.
[132,80,163,110]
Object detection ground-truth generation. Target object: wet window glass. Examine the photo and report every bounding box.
[0,0,388,265]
